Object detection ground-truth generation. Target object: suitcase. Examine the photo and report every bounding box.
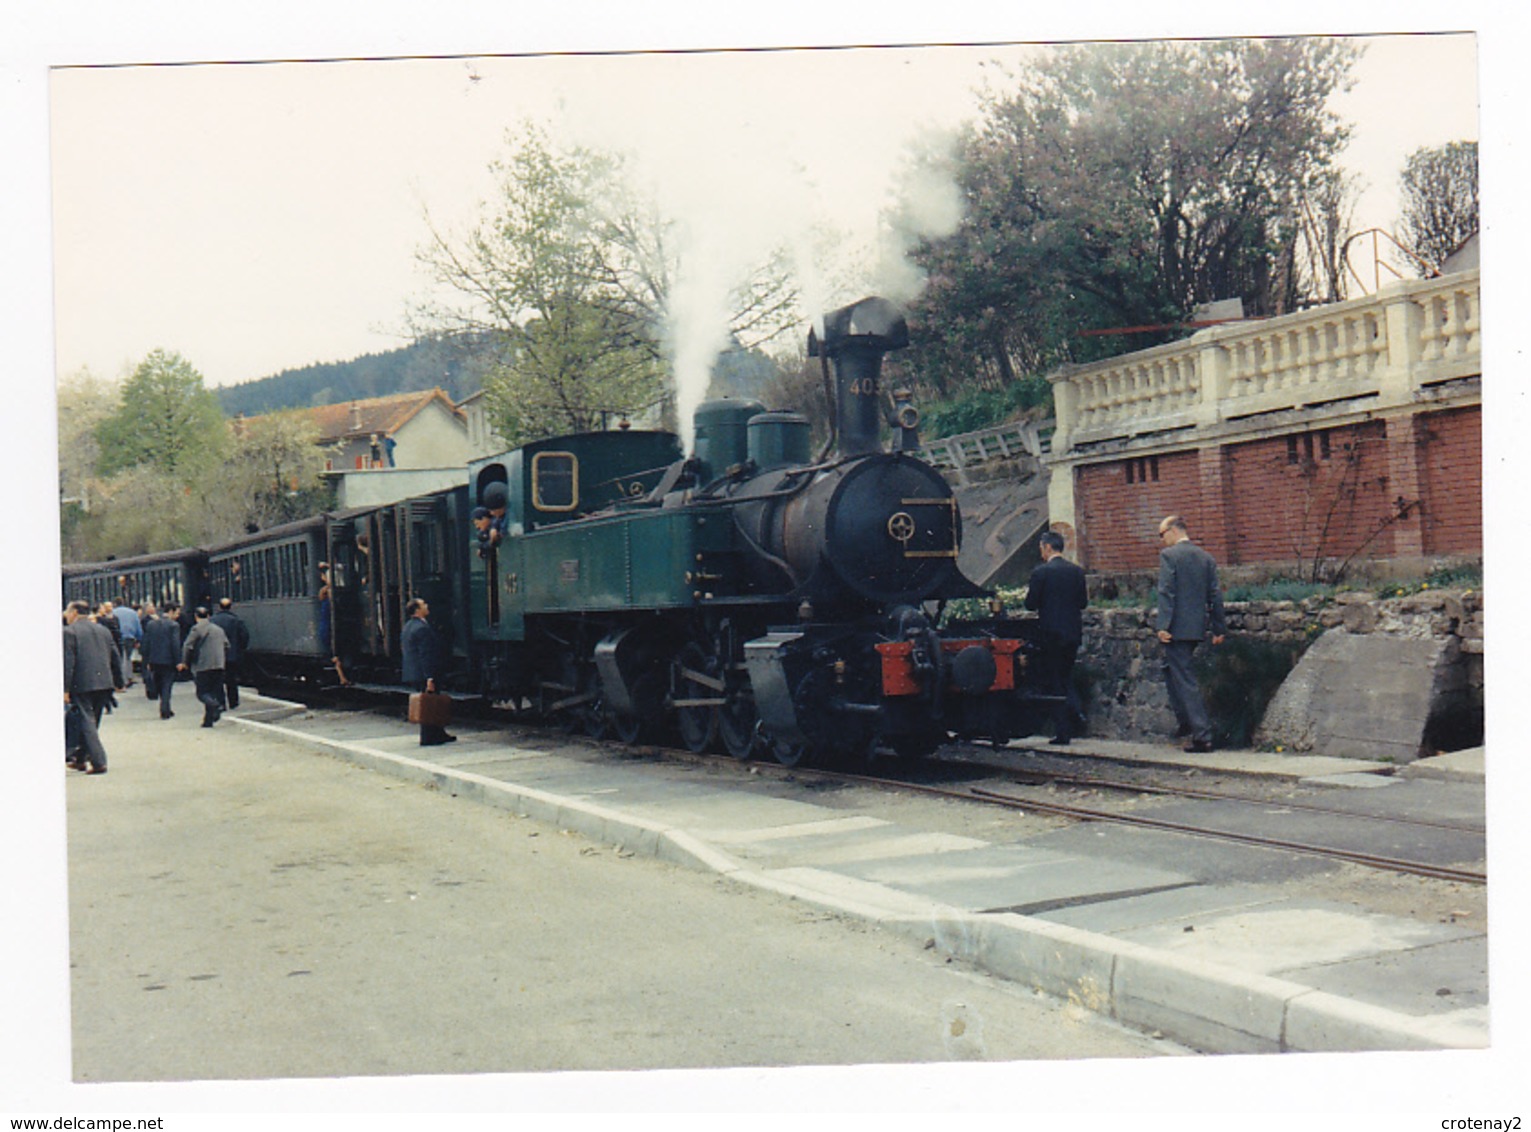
[407,691,452,727]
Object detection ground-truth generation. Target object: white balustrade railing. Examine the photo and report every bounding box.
[916,417,1052,472]
[1048,268,1480,454]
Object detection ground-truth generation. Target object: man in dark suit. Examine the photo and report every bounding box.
[1155,515,1227,752]
[401,597,455,747]
[141,602,184,719]
[211,598,251,710]
[63,600,124,774]
[1024,529,1089,745]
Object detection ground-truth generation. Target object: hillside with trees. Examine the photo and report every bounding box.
[215,335,492,418]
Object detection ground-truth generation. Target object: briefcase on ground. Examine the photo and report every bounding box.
[407,691,452,727]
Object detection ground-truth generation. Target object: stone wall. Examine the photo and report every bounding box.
[1068,587,1483,756]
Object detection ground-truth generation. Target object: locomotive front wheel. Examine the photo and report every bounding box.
[718,691,758,760]
[771,737,816,769]
[580,666,611,741]
[889,731,943,761]
[673,643,720,754]
[719,658,762,756]
[613,670,663,746]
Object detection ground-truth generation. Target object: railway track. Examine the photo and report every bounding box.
[635,738,1489,887]
[280,690,1489,888]
[773,759,1487,887]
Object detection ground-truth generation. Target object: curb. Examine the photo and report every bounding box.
[233,710,1487,1055]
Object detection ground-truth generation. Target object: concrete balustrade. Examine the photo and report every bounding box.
[915,418,1052,481]
[1048,268,1480,455]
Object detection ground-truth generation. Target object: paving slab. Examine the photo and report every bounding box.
[1278,933,1489,1014]
[1112,900,1477,975]
[710,823,991,869]
[1035,882,1287,933]
[833,843,1195,914]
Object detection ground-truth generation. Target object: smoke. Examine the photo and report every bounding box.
[872,126,966,304]
[553,53,970,453]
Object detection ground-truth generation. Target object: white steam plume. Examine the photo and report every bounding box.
[554,53,970,453]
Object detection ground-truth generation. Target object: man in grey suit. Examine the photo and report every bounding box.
[63,600,124,774]
[178,607,229,728]
[1155,515,1226,752]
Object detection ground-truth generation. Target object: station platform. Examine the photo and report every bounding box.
[225,693,1489,1056]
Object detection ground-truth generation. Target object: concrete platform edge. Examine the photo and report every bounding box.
[234,713,1486,1056]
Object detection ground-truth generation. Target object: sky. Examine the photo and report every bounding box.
[44,31,1479,393]
[5,2,1528,1122]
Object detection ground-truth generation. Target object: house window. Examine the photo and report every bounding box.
[1124,456,1159,484]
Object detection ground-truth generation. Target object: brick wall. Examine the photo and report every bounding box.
[1075,450,1203,571]
[1419,406,1483,555]
[1072,409,1483,573]
[1224,422,1393,566]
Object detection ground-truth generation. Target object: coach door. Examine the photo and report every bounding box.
[404,497,453,651]
[326,520,362,669]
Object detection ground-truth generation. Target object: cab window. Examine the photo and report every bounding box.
[532,452,578,512]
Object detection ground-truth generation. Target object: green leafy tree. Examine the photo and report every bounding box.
[87,464,199,559]
[412,122,799,444]
[908,38,1359,398]
[57,367,119,502]
[95,349,227,479]
[412,125,666,444]
[57,368,122,558]
[208,410,336,535]
[1397,140,1479,274]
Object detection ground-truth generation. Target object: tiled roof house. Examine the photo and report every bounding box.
[303,388,472,471]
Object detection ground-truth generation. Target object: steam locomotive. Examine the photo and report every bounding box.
[62,297,1056,767]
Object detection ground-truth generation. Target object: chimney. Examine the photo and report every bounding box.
[350,402,362,431]
[807,296,909,457]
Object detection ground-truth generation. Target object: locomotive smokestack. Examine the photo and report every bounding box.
[807,296,909,457]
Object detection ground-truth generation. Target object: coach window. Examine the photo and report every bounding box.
[532,452,578,512]
[414,524,440,577]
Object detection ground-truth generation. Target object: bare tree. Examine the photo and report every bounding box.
[1397,141,1479,274]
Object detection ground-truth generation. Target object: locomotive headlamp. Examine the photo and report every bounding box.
[889,388,921,453]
